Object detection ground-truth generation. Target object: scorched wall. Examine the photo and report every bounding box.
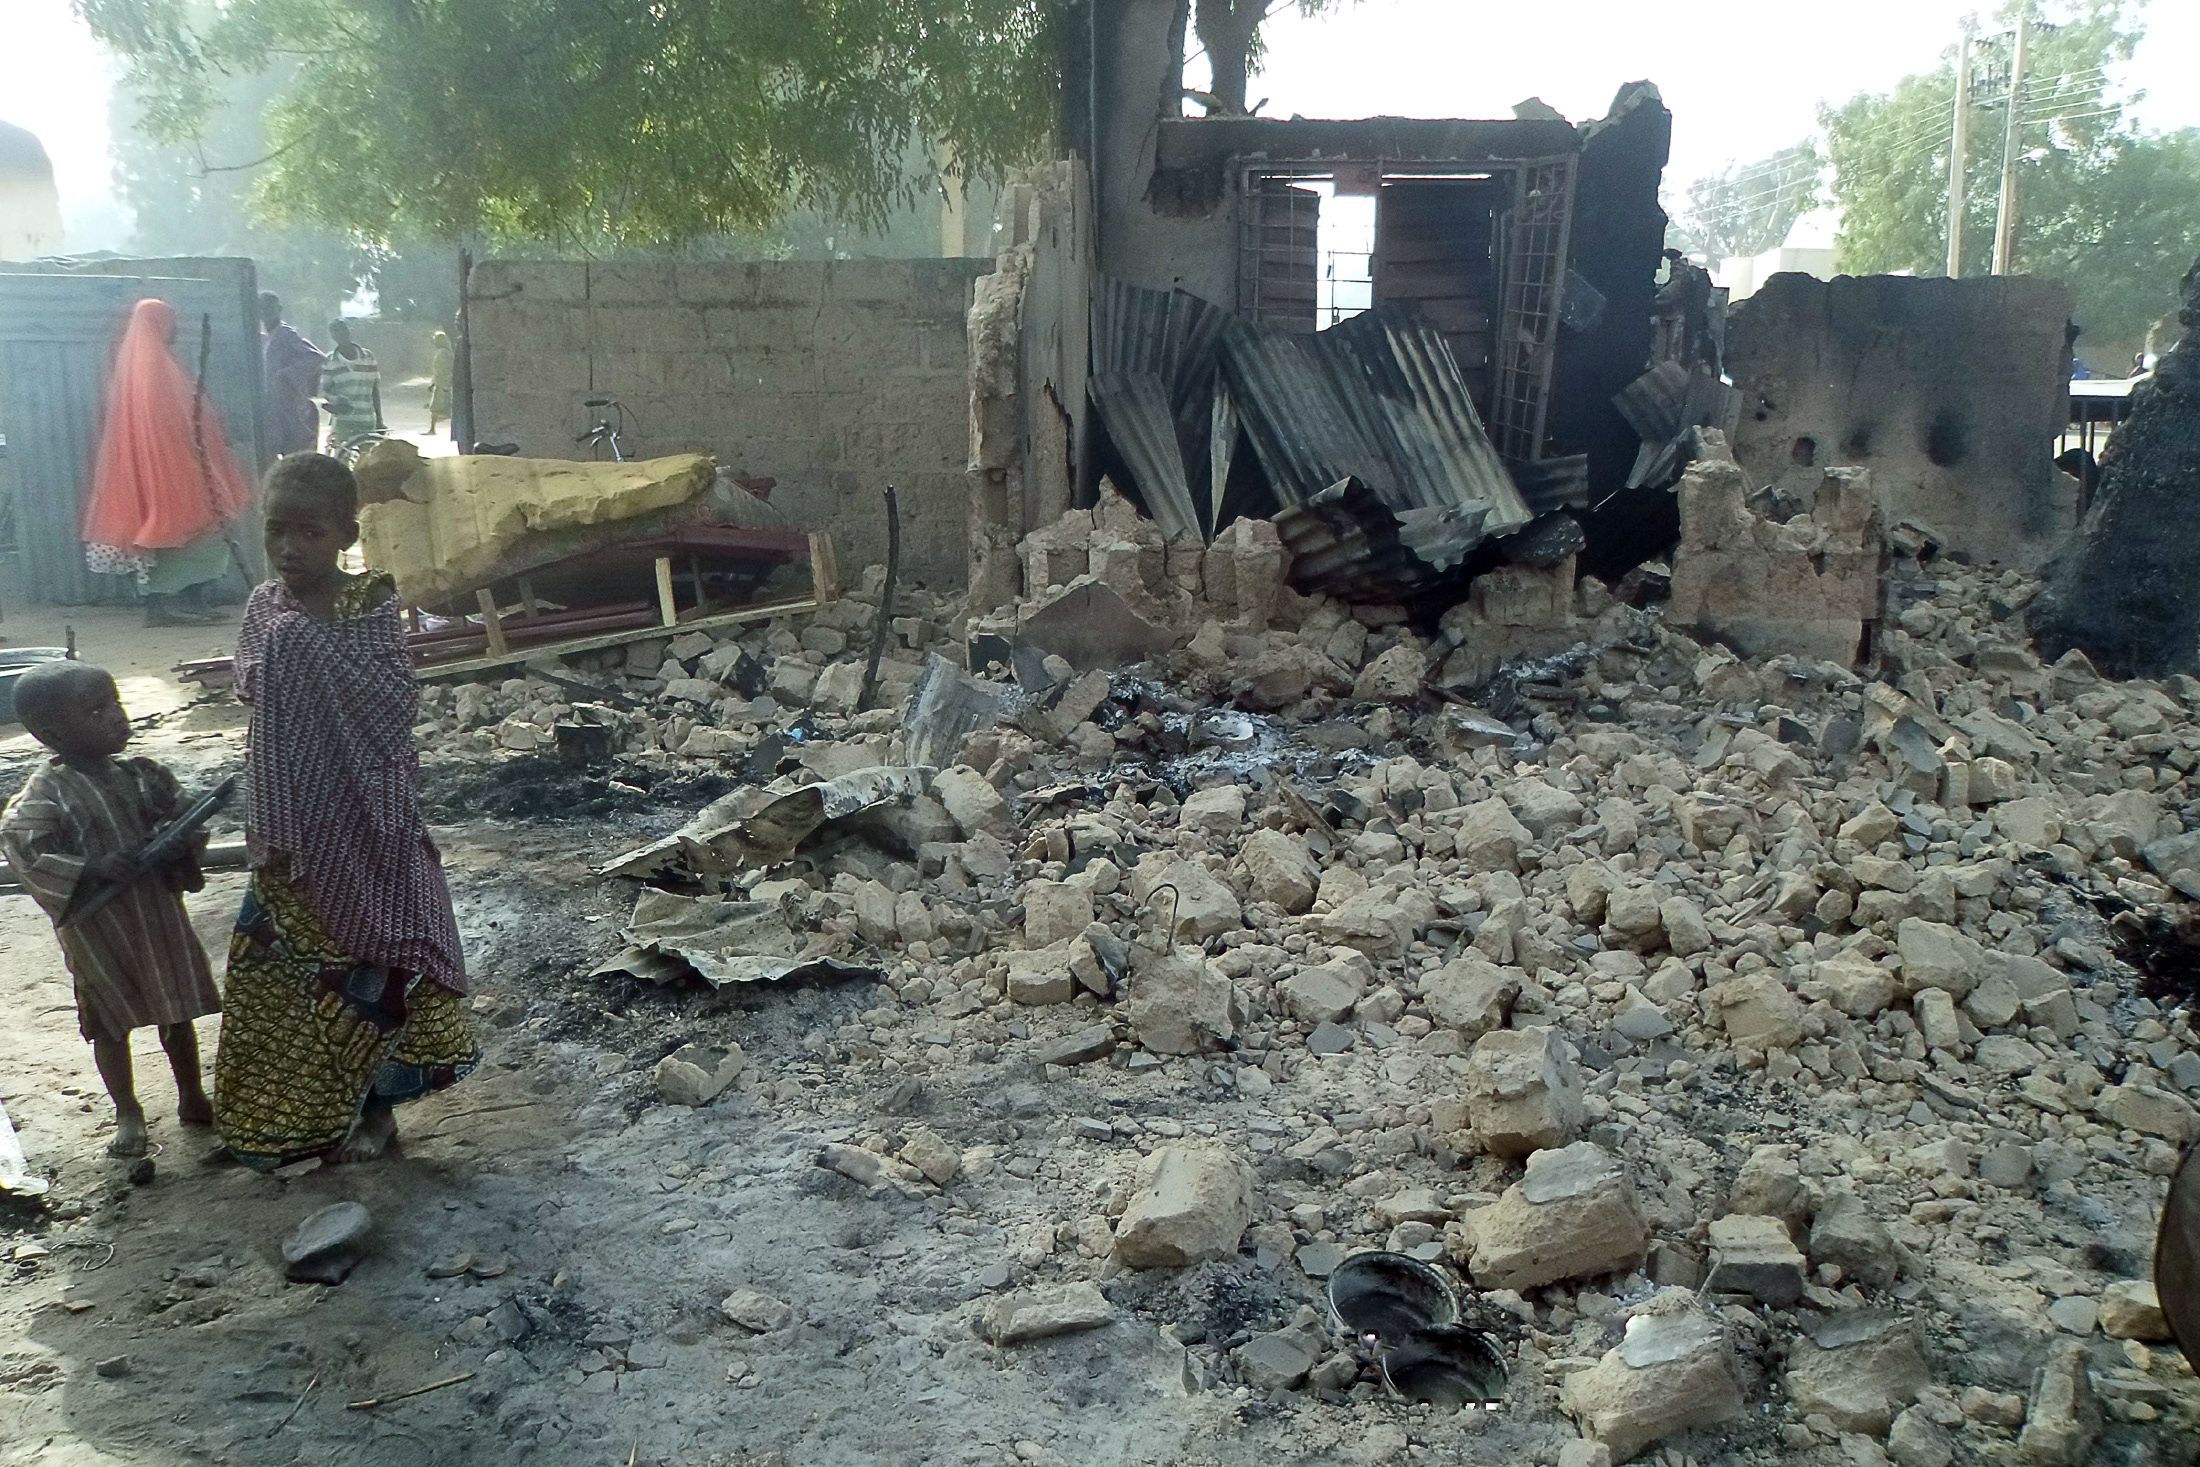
[466,258,989,586]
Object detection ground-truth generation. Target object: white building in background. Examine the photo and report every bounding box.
[1717,207,1840,303]
[0,120,65,261]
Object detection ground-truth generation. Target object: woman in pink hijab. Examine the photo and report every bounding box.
[81,298,254,625]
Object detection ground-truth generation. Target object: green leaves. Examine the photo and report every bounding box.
[83,0,1066,246]
[1820,0,2198,351]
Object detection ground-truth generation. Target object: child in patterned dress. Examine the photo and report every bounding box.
[1,661,217,1157]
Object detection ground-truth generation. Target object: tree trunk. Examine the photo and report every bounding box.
[1195,0,1263,114]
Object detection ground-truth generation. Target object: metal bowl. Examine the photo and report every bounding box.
[1325,1251,1460,1344]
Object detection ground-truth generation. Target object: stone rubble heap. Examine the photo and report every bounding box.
[415,467,2200,1464]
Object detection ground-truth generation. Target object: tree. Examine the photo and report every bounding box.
[1822,0,2200,358]
[1671,143,1822,265]
[1191,0,1359,115]
[80,0,1064,247]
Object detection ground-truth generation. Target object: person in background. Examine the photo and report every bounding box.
[0,661,218,1158]
[318,319,383,459]
[81,298,253,624]
[426,328,453,437]
[214,453,475,1169]
[259,292,322,459]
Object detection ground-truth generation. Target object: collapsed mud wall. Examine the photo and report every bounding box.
[1727,274,2074,568]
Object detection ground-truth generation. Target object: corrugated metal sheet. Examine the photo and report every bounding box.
[1089,279,1228,541]
[1510,453,1589,513]
[1273,477,1492,602]
[0,264,264,604]
[1612,360,1742,494]
[1225,306,1532,535]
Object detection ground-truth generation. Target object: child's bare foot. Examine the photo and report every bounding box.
[107,1109,149,1158]
[177,1093,214,1128]
[334,1101,397,1164]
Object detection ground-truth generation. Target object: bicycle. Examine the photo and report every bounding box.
[577,396,635,461]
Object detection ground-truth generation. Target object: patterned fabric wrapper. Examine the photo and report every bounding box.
[215,868,477,1171]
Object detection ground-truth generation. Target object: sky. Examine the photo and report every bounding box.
[5,0,2199,252]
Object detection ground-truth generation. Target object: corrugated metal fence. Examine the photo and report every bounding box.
[0,259,265,604]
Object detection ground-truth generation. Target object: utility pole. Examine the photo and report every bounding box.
[1946,19,1975,277]
[1991,6,2032,275]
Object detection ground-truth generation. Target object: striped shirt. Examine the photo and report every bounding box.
[1,756,219,1042]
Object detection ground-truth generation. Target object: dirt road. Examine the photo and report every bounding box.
[0,688,1472,1467]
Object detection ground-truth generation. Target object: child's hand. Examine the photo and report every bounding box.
[85,853,138,886]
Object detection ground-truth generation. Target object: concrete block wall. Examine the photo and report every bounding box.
[467,257,989,586]
[1728,273,2076,568]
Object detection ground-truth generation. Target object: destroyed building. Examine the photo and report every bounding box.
[14,7,2200,1467]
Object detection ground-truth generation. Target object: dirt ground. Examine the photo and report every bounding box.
[0,660,1516,1467]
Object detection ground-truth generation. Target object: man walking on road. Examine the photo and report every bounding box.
[259,293,322,459]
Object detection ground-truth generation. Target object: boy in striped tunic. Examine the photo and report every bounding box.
[2,662,218,1157]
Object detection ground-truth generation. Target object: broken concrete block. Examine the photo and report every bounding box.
[1708,971,1805,1054]
[1005,950,1074,1006]
[1603,884,1665,951]
[1895,918,1987,997]
[1993,795,2063,848]
[1132,858,1242,942]
[819,1143,927,1192]
[1113,1145,1254,1269]
[1659,896,1711,958]
[1913,988,1962,1050]
[654,1043,748,1107]
[1239,829,1318,913]
[1815,951,1897,1019]
[1666,448,1880,665]
[1038,1024,1116,1068]
[932,766,1008,836]
[1888,1407,1957,1467]
[897,1127,962,1187]
[1703,1213,1806,1306]
[1783,1312,1928,1435]
[2098,1280,2169,1341]
[1808,1192,1901,1290]
[1235,1325,1325,1390]
[1351,643,1426,703]
[1466,1142,1647,1291]
[2017,1340,2099,1467]
[979,1282,1117,1345]
[1419,955,1521,1040]
[1727,1146,1811,1234]
[1454,798,1534,871]
[720,1288,794,1333]
[2097,1082,2200,1142]
[1462,1026,1585,1159]
[1559,1292,1745,1465]
[1178,784,1247,837]
[1503,778,1586,839]
[1124,950,1237,1055]
[1278,961,1366,1025]
[1021,880,1093,949]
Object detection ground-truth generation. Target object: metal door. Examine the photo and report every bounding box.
[0,266,265,604]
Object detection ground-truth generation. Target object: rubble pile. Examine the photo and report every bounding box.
[411,453,2200,1463]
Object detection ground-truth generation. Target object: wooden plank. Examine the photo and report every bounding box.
[475,589,508,656]
[417,596,822,683]
[809,532,840,601]
[517,577,541,618]
[653,557,678,627]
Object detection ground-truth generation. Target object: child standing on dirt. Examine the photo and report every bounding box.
[1,661,218,1157]
[214,452,475,1170]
